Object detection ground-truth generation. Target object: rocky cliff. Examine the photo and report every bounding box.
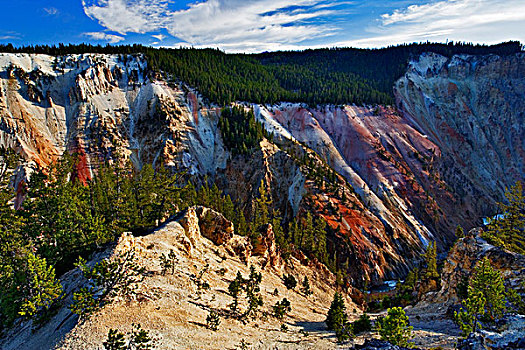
[0,207,358,350]
[429,228,525,304]
[0,52,523,288]
[395,52,525,220]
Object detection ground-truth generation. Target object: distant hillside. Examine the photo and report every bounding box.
[0,41,522,106]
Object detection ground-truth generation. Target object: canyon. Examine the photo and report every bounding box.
[0,51,523,287]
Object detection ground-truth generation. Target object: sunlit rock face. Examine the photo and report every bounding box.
[395,52,525,220]
[0,53,227,177]
[0,52,522,287]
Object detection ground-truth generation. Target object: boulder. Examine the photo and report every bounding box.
[194,206,234,245]
[251,223,282,269]
[351,339,422,350]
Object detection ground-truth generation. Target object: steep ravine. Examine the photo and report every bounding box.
[395,52,525,222]
[0,52,523,287]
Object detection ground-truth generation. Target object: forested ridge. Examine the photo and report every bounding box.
[0,41,522,106]
[0,150,336,329]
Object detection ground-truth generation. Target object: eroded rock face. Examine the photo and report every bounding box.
[251,224,282,269]
[256,103,457,285]
[457,316,525,349]
[0,53,227,175]
[194,206,234,245]
[395,52,525,221]
[431,228,525,304]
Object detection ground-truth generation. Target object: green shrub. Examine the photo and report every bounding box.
[352,313,372,334]
[273,298,291,319]
[206,310,221,331]
[283,274,297,290]
[376,307,413,347]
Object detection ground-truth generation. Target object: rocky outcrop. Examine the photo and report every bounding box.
[251,223,282,269]
[430,228,525,304]
[457,315,525,349]
[395,52,525,223]
[351,339,422,350]
[0,206,358,349]
[194,206,234,245]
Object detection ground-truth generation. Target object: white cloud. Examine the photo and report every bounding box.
[152,34,166,41]
[0,31,22,40]
[345,0,525,48]
[82,0,170,35]
[82,0,525,51]
[83,31,125,43]
[82,0,342,52]
[44,7,60,16]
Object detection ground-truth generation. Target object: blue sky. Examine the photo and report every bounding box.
[1,0,524,53]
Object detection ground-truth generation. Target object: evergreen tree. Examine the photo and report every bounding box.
[1,253,63,324]
[483,181,525,254]
[70,249,145,318]
[228,271,243,313]
[454,257,506,337]
[455,286,486,337]
[314,217,328,264]
[283,274,297,290]
[326,292,351,342]
[206,310,221,331]
[376,307,413,347]
[470,257,506,321]
[273,298,291,319]
[301,276,312,296]
[424,242,439,279]
[103,323,155,350]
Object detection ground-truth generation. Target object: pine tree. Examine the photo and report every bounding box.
[455,286,486,337]
[470,257,506,321]
[253,180,271,230]
[237,211,248,237]
[228,271,243,313]
[5,253,63,321]
[482,181,525,254]
[424,241,439,279]
[206,310,221,331]
[283,274,297,290]
[301,276,312,296]
[273,298,291,319]
[376,307,413,347]
[314,217,328,264]
[326,292,351,342]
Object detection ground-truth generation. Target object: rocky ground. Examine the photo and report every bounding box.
[0,207,361,350]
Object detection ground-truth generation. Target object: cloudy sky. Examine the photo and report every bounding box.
[1,0,524,52]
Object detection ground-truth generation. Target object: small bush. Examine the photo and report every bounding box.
[283,274,297,290]
[352,313,372,334]
[206,310,221,331]
[273,298,291,319]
